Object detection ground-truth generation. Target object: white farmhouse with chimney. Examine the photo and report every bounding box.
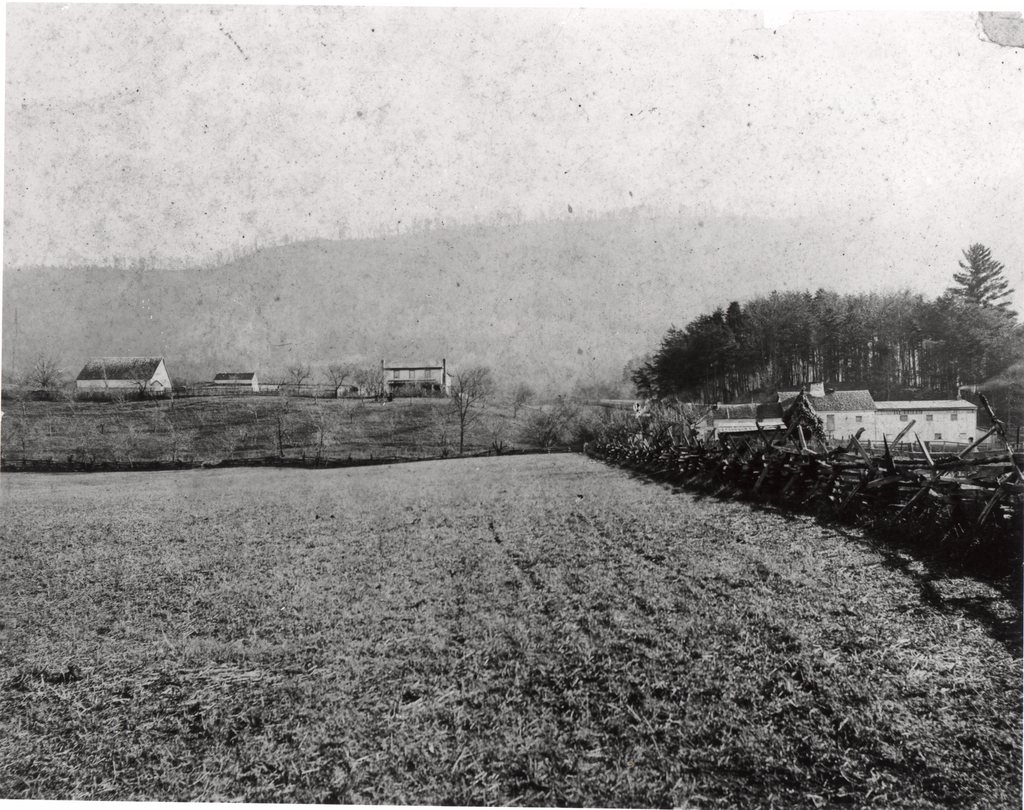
[776,382,876,442]
[383,359,452,395]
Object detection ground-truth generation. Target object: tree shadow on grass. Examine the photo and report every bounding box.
[825,521,1023,659]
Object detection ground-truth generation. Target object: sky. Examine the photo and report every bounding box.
[4,7,1024,309]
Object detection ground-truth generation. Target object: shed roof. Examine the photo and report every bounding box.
[214,372,256,382]
[77,357,163,381]
[713,402,785,421]
[779,390,875,412]
[715,418,786,433]
[875,400,976,411]
[715,403,759,420]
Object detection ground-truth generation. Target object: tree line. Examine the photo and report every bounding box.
[632,244,1023,405]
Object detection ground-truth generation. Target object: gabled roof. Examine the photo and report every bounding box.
[77,357,163,381]
[383,360,445,370]
[875,400,976,411]
[214,372,256,381]
[779,390,875,412]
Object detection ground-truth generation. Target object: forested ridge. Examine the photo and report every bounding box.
[3,209,876,391]
[633,244,1024,416]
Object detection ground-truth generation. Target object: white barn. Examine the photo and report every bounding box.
[76,357,172,396]
[213,372,260,393]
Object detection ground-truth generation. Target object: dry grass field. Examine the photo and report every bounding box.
[1,454,1020,806]
[0,395,525,466]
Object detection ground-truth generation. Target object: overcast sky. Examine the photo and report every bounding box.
[4,7,1023,307]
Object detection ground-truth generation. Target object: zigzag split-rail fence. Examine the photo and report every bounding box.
[584,393,1023,575]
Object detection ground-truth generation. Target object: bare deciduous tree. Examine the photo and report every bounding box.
[274,396,290,458]
[116,421,144,468]
[6,404,37,460]
[158,408,190,464]
[286,362,312,389]
[326,362,359,394]
[449,366,495,454]
[306,400,330,464]
[353,364,387,400]
[510,382,535,419]
[25,355,64,394]
[433,408,455,458]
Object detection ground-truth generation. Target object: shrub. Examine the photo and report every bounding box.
[518,400,621,450]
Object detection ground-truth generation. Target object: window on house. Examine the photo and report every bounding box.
[950,412,958,421]
[825,414,835,432]
[925,414,933,422]
[899,414,908,422]
[934,433,942,440]
[855,415,863,423]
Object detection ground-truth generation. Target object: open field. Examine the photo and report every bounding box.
[1,455,1020,806]
[0,395,530,467]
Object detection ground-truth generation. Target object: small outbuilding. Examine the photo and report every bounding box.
[76,357,172,397]
[213,372,260,393]
[695,401,787,442]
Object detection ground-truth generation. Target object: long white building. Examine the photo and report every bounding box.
[708,382,982,449]
[873,400,978,445]
[75,357,171,396]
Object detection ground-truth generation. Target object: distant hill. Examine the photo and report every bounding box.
[2,210,901,391]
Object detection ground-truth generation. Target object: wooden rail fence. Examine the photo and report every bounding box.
[585,394,1022,574]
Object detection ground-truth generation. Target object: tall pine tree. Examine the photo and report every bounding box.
[949,243,1015,314]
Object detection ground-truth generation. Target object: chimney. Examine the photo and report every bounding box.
[809,381,826,398]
